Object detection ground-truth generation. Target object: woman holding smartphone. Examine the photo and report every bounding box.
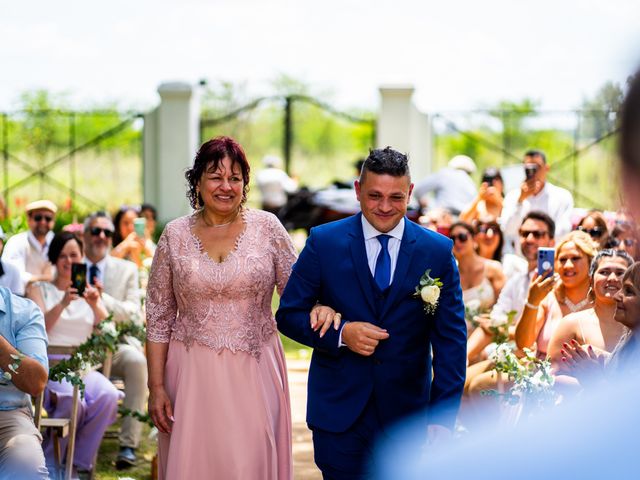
[515,230,598,359]
[459,167,504,223]
[26,232,121,477]
[111,206,155,267]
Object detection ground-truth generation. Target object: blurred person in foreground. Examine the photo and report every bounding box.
[277,147,466,479]
[413,155,477,215]
[0,286,48,479]
[82,211,146,469]
[3,200,57,289]
[500,150,574,255]
[374,66,640,480]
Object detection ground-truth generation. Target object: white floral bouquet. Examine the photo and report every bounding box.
[413,269,443,315]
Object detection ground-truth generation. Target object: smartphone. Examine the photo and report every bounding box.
[134,217,146,238]
[481,174,496,186]
[524,163,538,181]
[71,263,87,296]
[537,247,555,278]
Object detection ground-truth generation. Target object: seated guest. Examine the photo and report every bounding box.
[577,210,610,249]
[607,220,639,260]
[110,206,154,267]
[515,230,597,359]
[83,212,146,469]
[3,200,57,289]
[459,167,504,223]
[451,222,505,319]
[465,212,555,366]
[0,227,25,295]
[27,232,121,476]
[0,286,49,478]
[473,219,503,262]
[139,203,159,248]
[563,261,640,382]
[548,249,633,389]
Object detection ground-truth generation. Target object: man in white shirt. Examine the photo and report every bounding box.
[500,150,573,254]
[3,200,57,290]
[255,155,297,215]
[0,227,23,296]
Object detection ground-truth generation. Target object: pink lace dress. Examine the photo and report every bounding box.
[146,208,297,480]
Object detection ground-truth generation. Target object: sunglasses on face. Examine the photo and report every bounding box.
[450,232,470,243]
[32,214,53,223]
[519,229,549,239]
[90,227,114,238]
[578,226,604,238]
[610,238,637,247]
[476,225,497,235]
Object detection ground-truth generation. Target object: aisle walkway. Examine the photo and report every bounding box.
[288,359,321,480]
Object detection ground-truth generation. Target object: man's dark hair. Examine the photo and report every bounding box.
[522,210,555,238]
[360,147,410,181]
[524,149,547,164]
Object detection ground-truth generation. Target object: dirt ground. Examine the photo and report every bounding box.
[288,359,322,480]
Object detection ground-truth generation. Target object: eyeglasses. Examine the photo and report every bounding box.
[476,225,497,235]
[610,238,637,247]
[578,226,604,238]
[450,233,470,243]
[519,229,549,239]
[32,214,53,223]
[90,227,114,238]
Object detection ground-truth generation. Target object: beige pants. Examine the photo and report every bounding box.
[112,343,148,448]
[0,406,48,479]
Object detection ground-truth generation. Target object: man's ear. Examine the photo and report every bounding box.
[355,180,362,201]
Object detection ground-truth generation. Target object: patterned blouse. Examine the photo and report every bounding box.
[146,208,297,360]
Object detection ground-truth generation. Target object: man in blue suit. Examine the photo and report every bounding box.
[276,147,467,479]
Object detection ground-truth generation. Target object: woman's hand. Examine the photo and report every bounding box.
[526,272,557,306]
[310,304,342,338]
[84,285,101,307]
[149,385,174,434]
[60,286,79,308]
[561,339,606,384]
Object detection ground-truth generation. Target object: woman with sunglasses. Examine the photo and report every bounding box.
[110,206,155,267]
[576,210,609,249]
[607,222,639,260]
[515,230,598,360]
[473,219,504,262]
[548,250,633,390]
[450,222,505,327]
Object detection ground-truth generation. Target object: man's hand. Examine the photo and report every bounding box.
[341,322,389,356]
[518,180,542,203]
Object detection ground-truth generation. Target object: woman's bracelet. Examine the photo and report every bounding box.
[525,302,539,310]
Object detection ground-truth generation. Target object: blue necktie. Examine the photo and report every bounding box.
[374,234,391,291]
[89,264,100,285]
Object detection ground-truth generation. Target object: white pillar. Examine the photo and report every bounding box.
[377,86,432,181]
[143,82,201,223]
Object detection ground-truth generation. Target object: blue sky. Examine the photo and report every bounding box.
[2,0,639,113]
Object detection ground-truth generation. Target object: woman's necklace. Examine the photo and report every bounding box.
[201,209,240,228]
[564,296,592,313]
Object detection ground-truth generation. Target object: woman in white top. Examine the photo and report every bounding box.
[27,232,121,476]
[548,249,633,388]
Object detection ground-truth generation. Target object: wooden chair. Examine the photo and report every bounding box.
[33,346,80,480]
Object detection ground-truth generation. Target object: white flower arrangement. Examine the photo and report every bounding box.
[413,269,443,315]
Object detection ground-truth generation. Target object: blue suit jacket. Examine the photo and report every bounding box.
[276,214,467,433]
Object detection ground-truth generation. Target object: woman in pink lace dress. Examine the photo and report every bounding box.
[146,137,298,479]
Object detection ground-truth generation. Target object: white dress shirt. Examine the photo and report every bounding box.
[85,256,108,284]
[490,268,534,325]
[2,230,54,286]
[339,216,405,346]
[361,215,405,285]
[500,181,574,255]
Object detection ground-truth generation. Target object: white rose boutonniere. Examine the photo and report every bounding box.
[413,269,444,315]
